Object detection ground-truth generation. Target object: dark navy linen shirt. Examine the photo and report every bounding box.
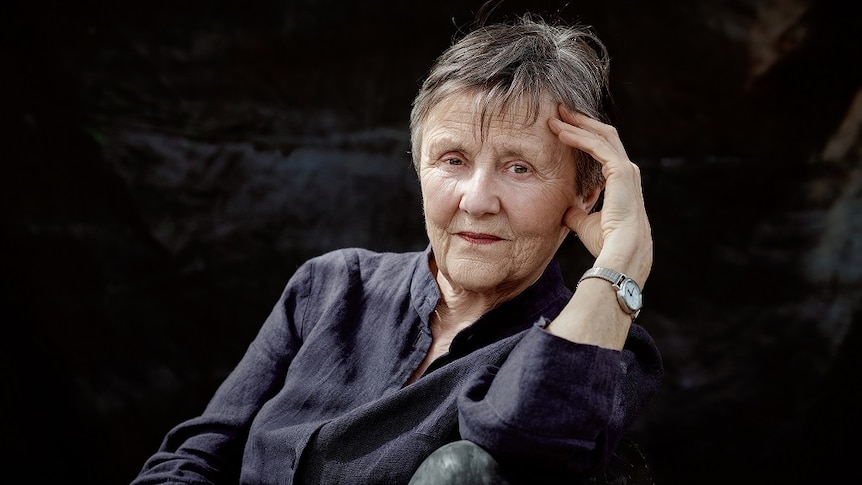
[131,246,663,485]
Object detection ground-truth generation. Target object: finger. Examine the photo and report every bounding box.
[557,105,627,154]
[549,119,622,169]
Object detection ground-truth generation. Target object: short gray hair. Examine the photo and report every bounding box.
[409,14,612,195]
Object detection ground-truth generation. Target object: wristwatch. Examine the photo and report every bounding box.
[578,267,643,320]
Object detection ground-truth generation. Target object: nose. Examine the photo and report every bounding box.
[458,168,501,216]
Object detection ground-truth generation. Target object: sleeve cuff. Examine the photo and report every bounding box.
[459,323,622,442]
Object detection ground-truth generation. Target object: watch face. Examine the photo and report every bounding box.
[620,279,642,310]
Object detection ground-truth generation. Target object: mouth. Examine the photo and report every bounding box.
[456,232,504,245]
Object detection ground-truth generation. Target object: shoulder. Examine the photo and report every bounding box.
[311,246,418,264]
[310,247,423,271]
[302,247,426,285]
[288,247,430,331]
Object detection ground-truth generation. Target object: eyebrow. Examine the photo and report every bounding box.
[425,130,548,164]
[491,133,545,162]
[424,132,469,156]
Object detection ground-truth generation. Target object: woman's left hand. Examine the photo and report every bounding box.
[548,106,652,287]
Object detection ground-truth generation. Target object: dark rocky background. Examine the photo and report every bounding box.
[3,0,861,483]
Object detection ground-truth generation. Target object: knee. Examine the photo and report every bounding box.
[409,440,511,485]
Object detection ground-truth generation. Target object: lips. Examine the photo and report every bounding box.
[456,232,503,245]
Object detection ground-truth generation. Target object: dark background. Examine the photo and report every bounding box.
[3,0,861,483]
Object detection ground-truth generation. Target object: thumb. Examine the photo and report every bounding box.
[563,207,603,257]
[563,206,588,234]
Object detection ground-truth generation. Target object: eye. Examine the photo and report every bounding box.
[507,163,530,174]
[444,157,464,166]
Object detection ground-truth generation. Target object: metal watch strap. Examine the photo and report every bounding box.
[578,266,641,320]
[579,267,627,288]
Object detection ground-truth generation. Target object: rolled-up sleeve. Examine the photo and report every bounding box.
[457,321,662,476]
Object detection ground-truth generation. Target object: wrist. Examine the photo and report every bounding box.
[593,257,651,288]
[594,241,652,288]
[578,267,643,321]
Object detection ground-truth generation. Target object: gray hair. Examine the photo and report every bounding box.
[409,14,612,195]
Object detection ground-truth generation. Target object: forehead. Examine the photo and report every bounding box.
[427,91,541,130]
[422,92,557,150]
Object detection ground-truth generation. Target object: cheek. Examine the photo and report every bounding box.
[421,175,458,225]
[512,186,573,235]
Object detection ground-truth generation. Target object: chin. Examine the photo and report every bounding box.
[446,264,513,293]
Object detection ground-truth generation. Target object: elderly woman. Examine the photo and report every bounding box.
[131,14,662,485]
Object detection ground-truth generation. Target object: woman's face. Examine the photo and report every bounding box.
[418,92,582,297]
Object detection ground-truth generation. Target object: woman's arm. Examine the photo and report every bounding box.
[457,107,662,477]
[548,106,653,351]
[457,322,662,476]
[130,263,312,484]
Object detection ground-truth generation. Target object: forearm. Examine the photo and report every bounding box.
[132,415,247,484]
[546,278,632,350]
[133,274,306,483]
[548,229,653,350]
[457,323,661,475]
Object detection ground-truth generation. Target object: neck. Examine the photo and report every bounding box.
[431,264,523,333]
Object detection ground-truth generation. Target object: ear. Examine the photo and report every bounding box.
[575,184,604,214]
